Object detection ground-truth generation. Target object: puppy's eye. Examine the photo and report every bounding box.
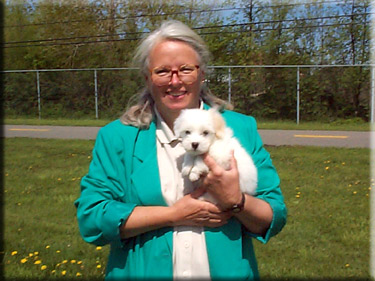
[185,130,191,135]
[202,130,210,136]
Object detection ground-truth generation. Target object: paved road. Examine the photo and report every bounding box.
[1,124,372,148]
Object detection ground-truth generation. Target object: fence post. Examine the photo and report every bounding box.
[371,66,374,123]
[296,67,300,124]
[228,67,232,103]
[36,71,41,120]
[94,69,98,119]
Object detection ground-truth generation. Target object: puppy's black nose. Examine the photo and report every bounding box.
[192,142,199,150]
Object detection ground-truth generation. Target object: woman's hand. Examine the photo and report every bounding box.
[170,188,232,228]
[201,151,273,236]
[201,151,243,210]
[120,187,231,239]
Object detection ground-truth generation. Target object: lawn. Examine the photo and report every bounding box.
[2,138,371,280]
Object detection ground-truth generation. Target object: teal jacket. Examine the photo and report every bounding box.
[75,108,287,281]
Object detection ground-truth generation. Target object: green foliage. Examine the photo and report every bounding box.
[3,0,371,122]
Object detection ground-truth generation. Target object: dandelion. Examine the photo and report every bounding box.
[342,162,346,165]
[295,195,300,198]
[57,178,62,181]
[41,265,47,270]
[11,251,18,256]
[29,253,34,257]
[325,167,330,170]
[56,250,61,254]
[71,260,76,264]
[34,260,42,265]
[353,191,357,195]
[96,246,102,251]
[345,263,350,267]
[76,272,82,277]
[17,203,22,206]
[51,270,56,274]
[97,264,102,269]
[88,156,91,159]
[46,245,50,249]
[62,260,68,264]
[21,258,28,264]
[61,270,66,276]
[77,261,83,265]
[34,251,39,255]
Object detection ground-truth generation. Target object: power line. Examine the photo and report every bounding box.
[2,6,243,28]
[3,21,369,49]
[4,12,371,46]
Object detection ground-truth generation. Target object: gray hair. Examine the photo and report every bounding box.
[121,20,232,128]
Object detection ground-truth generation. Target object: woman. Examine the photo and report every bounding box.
[75,20,287,281]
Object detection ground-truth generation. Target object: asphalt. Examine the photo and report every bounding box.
[1,125,372,148]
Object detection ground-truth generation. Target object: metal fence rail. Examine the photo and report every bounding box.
[2,64,374,123]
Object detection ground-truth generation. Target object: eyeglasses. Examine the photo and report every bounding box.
[150,64,200,86]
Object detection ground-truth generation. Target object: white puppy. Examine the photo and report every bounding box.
[173,108,257,200]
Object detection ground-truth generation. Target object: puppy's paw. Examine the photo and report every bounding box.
[189,172,201,182]
[182,166,191,177]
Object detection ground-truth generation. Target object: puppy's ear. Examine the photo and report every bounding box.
[209,109,226,139]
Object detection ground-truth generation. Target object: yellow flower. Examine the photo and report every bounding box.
[325,167,329,170]
[56,250,61,254]
[295,195,300,198]
[77,261,83,265]
[62,260,68,264]
[51,270,56,274]
[71,260,76,264]
[46,245,50,249]
[11,251,18,256]
[21,258,27,263]
[76,272,82,277]
[41,265,47,270]
[96,246,102,251]
[345,263,350,267]
[34,251,39,255]
[57,178,62,181]
[353,191,357,195]
[97,264,102,269]
[34,260,42,265]
[61,270,66,276]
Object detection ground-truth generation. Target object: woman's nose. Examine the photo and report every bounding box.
[170,72,182,86]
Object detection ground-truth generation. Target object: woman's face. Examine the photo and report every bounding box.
[146,40,204,126]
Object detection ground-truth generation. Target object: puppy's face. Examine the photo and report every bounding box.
[174,109,216,155]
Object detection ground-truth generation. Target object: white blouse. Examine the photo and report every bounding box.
[154,107,211,280]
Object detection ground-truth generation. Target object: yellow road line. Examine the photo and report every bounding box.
[9,128,50,132]
[294,134,348,139]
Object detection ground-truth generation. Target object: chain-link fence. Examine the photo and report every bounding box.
[2,64,374,123]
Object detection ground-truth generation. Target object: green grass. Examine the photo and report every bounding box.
[4,116,371,131]
[3,138,371,279]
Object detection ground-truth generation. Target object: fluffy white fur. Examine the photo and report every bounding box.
[173,108,257,199]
